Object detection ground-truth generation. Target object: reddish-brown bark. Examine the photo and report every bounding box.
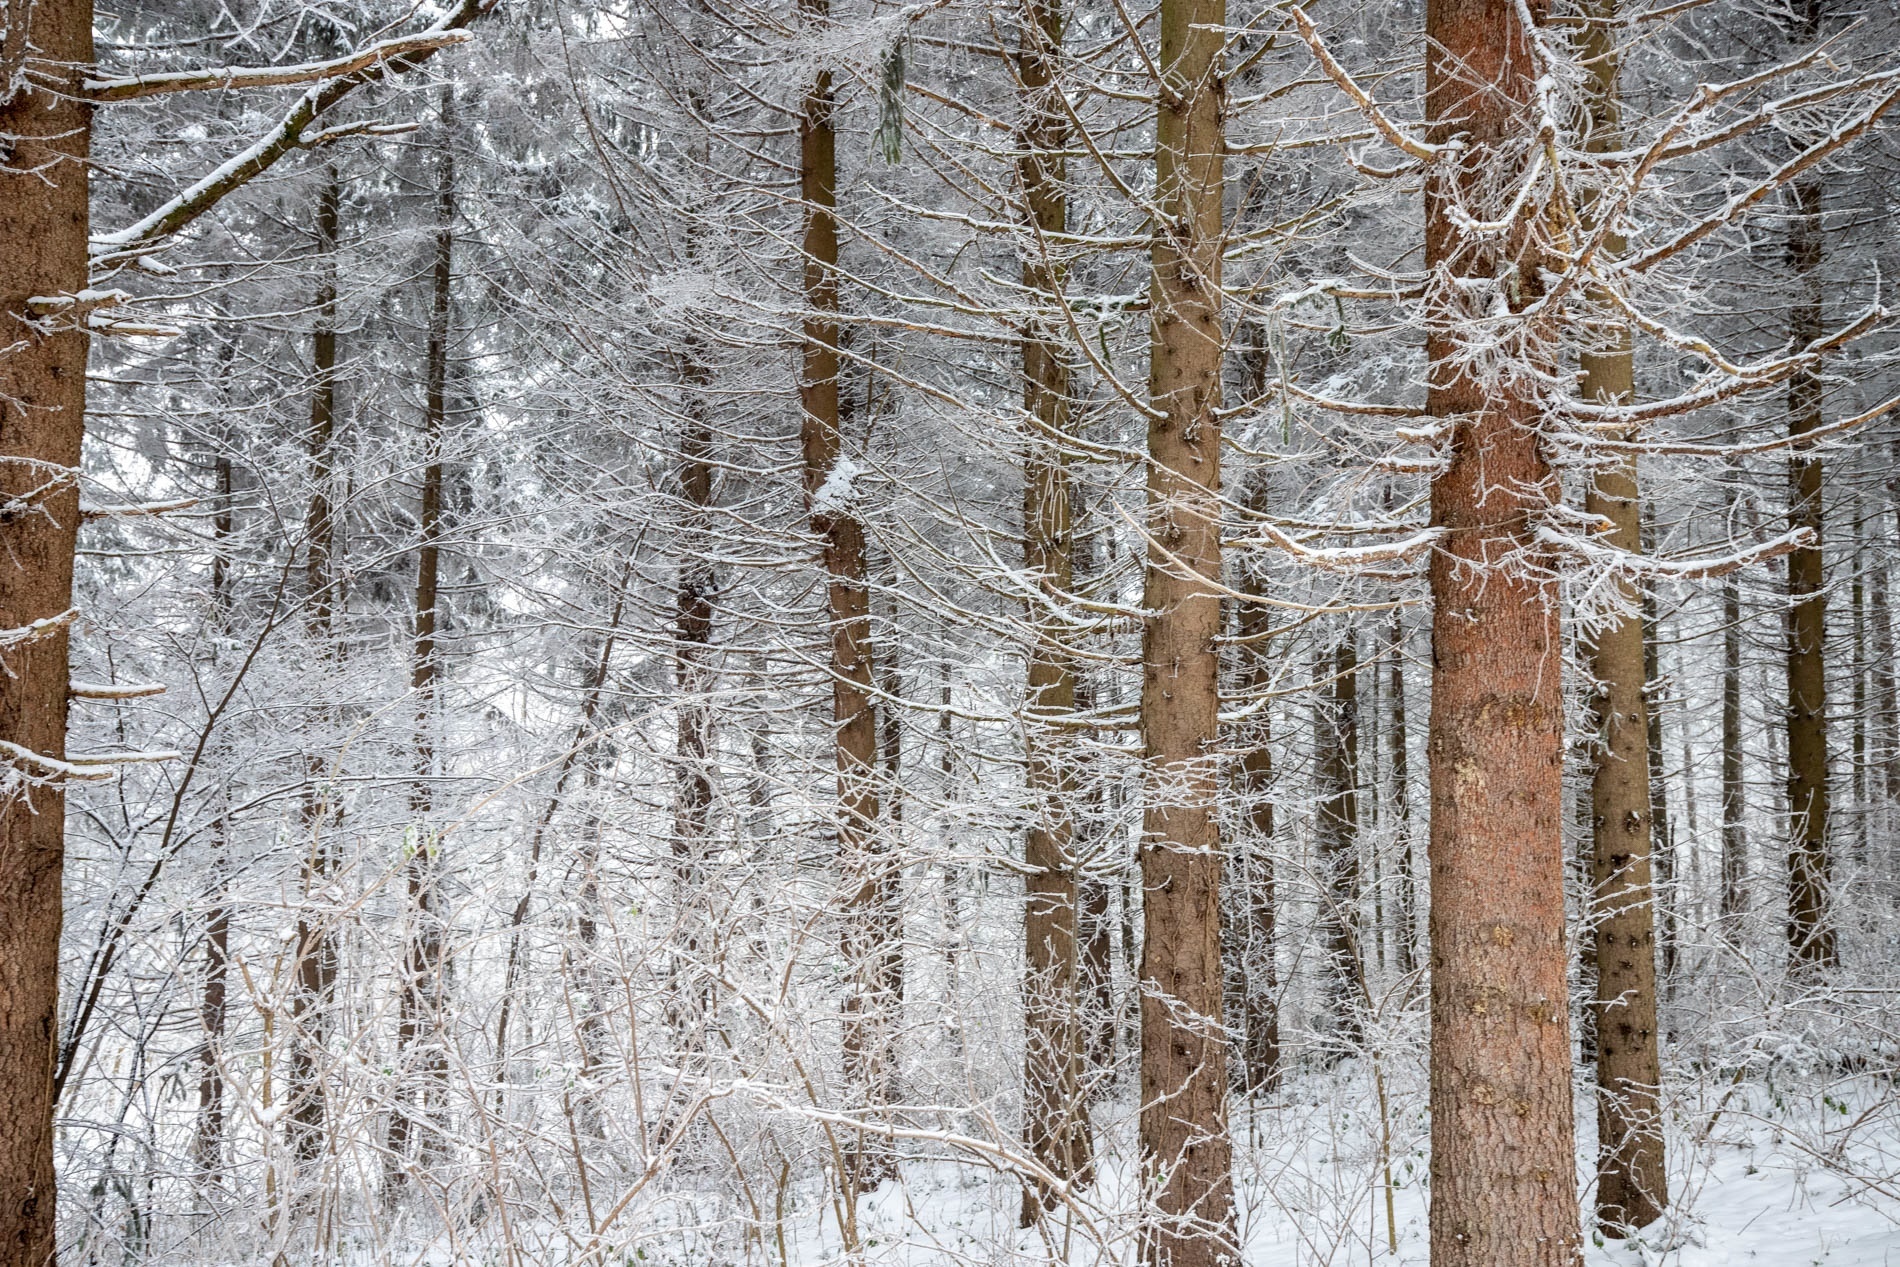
[1423,0,1581,1259]
[0,0,93,1256]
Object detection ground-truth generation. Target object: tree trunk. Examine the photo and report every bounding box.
[1721,503,1748,928]
[1234,506,1280,1096]
[196,440,236,1186]
[1138,0,1236,1253]
[1074,509,1116,1076]
[1582,453,1668,1237]
[797,1,891,1189]
[1642,583,1677,981]
[0,0,93,1255]
[1578,2,1667,1227]
[1315,629,1362,1055]
[1870,555,1898,808]
[1387,606,1418,981]
[1017,0,1092,1221]
[1785,148,1835,973]
[288,166,344,1177]
[1422,0,1581,1258]
[388,93,456,1192]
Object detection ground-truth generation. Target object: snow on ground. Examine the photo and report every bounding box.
[701,1072,1900,1266]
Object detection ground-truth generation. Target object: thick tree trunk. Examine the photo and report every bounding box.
[1314,630,1362,1054]
[1422,0,1581,1259]
[1138,0,1236,1254]
[797,0,892,1189]
[1785,160,1835,973]
[288,167,344,1177]
[1017,0,1091,1222]
[387,94,456,1191]
[0,0,93,1257]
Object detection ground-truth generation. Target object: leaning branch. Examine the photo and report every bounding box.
[88,0,495,268]
[84,31,472,103]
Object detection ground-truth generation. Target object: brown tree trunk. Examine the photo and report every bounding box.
[1870,556,1898,807]
[797,0,891,1189]
[1583,463,1669,1235]
[1315,630,1362,1054]
[196,441,236,1186]
[1721,503,1748,927]
[1017,0,1091,1222]
[1785,153,1835,973]
[0,0,93,1256]
[1234,511,1280,1096]
[1642,584,1677,980]
[388,94,456,1191]
[1386,607,1418,981]
[1423,0,1581,1258]
[1074,505,1115,1076]
[288,166,343,1177]
[1578,3,1667,1227]
[1138,0,1236,1253]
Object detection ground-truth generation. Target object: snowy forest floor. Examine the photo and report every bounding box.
[356,1066,1900,1267]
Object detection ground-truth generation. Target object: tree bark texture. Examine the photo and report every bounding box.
[1578,3,1667,1228]
[0,0,93,1256]
[1139,0,1236,1254]
[1785,159,1834,973]
[1017,0,1092,1222]
[1423,0,1582,1258]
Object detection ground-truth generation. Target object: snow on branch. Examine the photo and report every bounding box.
[89,0,495,267]
[69,681,166,700]
[84,31,472,103]
[1240,522,1444,572]
[1594,390,1900,458]
[1287,6,1444,163]
[1630,79,1900,274]
[1541,524,1814,581]
[0,609,77,650]
[80,497,198,520]
[0,740,119,783]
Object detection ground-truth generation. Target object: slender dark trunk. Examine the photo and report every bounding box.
[1785,163,1834,973]
[387,89,456,1193]
[1017,0,1091,1218]
[797,0,891,1189]
[1314,629,1362,1054]
[1234,493,1280,1096]
[288,167,343,1175]
[1387,606,1418,981]
[196,442,236,1186]
[1722,545,1748,927]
